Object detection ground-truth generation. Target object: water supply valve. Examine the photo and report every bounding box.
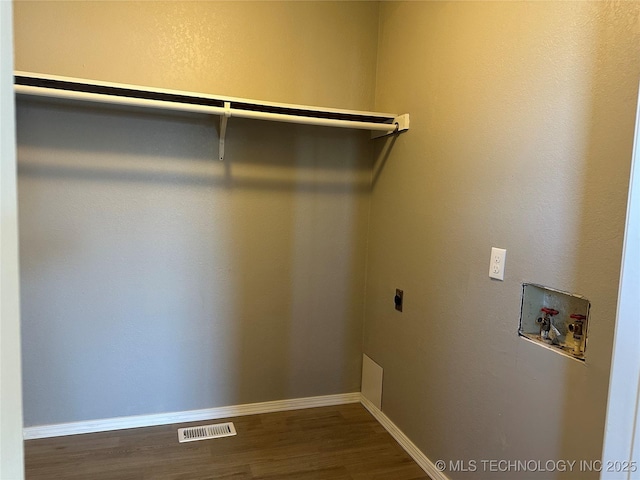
[568,313,587,355]
[568,314,585,337]
[536,308,559,341]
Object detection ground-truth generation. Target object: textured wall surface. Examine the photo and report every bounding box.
[13,1,378,110]
[15,1,378,426]
[366,2,639,479]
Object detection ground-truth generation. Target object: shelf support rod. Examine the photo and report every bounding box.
[219,102,231,161]
[370,114,409,139]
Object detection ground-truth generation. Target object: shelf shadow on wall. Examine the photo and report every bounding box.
[16,99,373,194]
[16,97,372,425]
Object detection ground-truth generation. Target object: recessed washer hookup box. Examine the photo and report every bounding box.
[519,283,590,361]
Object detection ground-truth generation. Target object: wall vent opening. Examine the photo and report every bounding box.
[177,422,236,443]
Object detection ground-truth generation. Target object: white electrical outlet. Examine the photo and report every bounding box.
[489,247,506,280]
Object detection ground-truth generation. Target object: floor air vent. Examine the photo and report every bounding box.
[178,422,237,443]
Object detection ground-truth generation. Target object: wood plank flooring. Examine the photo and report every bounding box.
[24,403,430,480]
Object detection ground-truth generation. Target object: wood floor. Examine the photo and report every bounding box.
[24,403,430,480]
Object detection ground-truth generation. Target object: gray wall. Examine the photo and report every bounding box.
[15,1,379,426]
[366,2,639,479]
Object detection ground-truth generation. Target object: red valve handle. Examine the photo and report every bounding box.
[570,314,586,320]
[540,308,559,315]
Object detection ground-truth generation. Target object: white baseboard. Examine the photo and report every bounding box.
[24,390,446,480]
[23,392,361,440]
[360,395,449,480]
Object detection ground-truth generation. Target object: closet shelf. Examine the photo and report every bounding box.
[14,71,410,161]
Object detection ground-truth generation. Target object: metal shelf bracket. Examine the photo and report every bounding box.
[370,114,410,139]
[219,102,231,161]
